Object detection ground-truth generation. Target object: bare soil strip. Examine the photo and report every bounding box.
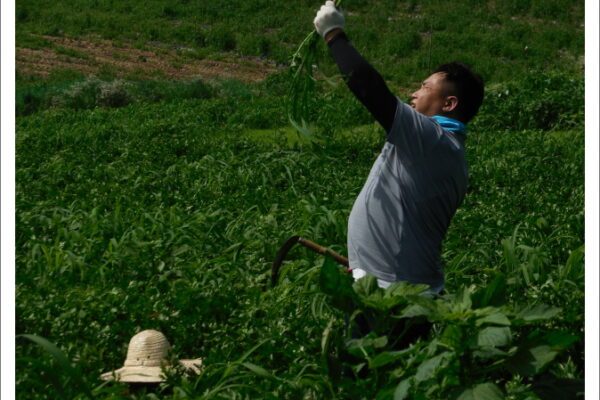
[16,36,281,82]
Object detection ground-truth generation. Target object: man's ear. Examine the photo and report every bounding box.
[442,96,459,113]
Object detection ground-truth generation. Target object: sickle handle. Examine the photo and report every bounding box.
[271,236,349,287]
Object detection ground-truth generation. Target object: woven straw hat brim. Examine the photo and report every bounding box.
[101,358,202,383]
[101,366,165,383]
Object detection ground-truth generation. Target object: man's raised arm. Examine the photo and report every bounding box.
[314,2,398,133]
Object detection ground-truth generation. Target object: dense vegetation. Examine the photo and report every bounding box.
[16,0,584,86]
[15,0,585,399]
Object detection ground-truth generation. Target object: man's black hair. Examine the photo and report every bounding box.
[434,62,484,123]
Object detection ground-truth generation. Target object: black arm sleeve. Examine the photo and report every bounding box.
[328,32,398,133]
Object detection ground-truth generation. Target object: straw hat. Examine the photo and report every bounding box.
[100,329,202,383]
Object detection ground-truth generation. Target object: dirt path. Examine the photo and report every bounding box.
[16,35,281,82]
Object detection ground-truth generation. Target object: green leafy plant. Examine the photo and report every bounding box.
[317,260,582,399]
[287,0,343,142]
[17,334,125,399]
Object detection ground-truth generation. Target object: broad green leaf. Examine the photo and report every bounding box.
[394,379,412,400]
[358,281,432,311]
[454,287,473,311]
[506,330,578,376]
[320,258,356,312]
[404,294,441,317]
[319,257,341,295]
[560,245,584,280]
[352,335,388,349]
[473,346,508,360]
[385,281,430,297]
[475,309,511,326]
[241,362,272,378]
[369,351,401,369]
[18,334,92,398]
[353,275,380,298]
[375,386,397,400]
[529,345,560,367]
[288,116,321,144]
[360,294,398,311]
[369,346,417,369]
[474,327,512,347]
[506,344,557,376]
[346,336,388,358]
[513,304,561,324]
[415,352,452,383]
[400,304,432,319]
[440,325,463,349]
[543,331,578,349]
[457,383,504,400]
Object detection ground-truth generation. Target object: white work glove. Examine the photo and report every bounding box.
[313,1,345,38]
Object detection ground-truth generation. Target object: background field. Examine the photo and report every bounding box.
[15,1,585,399]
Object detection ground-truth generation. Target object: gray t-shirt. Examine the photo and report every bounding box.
[347,99,468,288]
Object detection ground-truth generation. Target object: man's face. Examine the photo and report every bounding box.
[409,72,451,117]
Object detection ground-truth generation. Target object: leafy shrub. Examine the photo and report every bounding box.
[16,77,221,115]
[318,261,582,399]
[47,78,102,109]
[473,70,584,131]
[17,91,44,116]
[97,80,134,108]
[44,78,134,110]
[177,79,216,100]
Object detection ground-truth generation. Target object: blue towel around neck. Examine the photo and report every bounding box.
[431,115,467,134]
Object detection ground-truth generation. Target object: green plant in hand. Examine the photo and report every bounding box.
[288,0,344,141]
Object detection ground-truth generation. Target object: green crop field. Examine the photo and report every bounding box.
[14,1,585,399]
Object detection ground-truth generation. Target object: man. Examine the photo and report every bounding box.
[314,2,484,294]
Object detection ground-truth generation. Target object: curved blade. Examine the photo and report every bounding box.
[271,236,301,287]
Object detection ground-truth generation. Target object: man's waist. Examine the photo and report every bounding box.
[351,267,444,294]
